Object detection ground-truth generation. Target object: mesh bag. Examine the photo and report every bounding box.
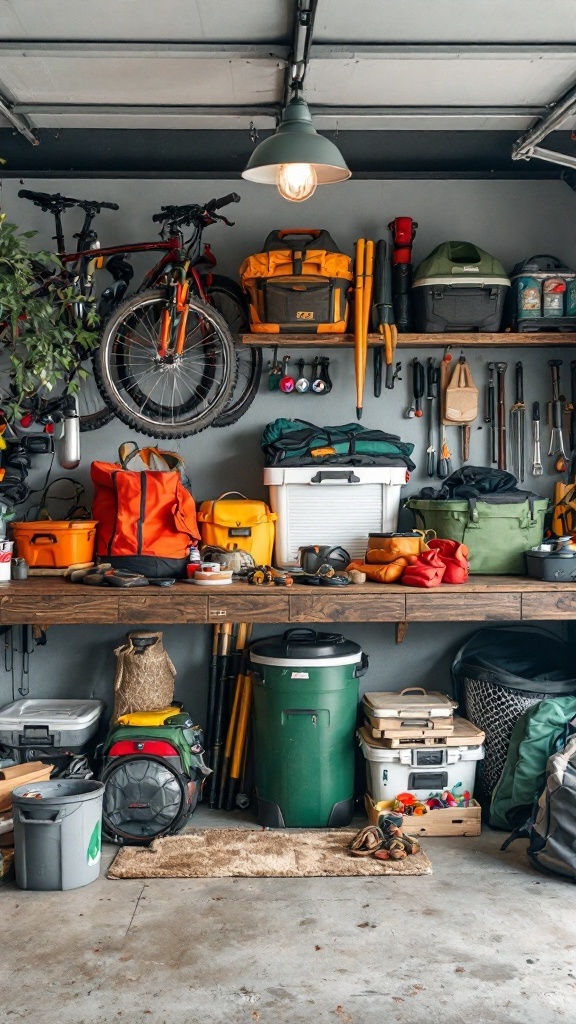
[453,627,576,806]
[113,631,176,722]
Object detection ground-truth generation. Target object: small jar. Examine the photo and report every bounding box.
[11,557,29,581]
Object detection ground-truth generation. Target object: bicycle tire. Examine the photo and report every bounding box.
[94,288,236,439]
[207,276,262,428]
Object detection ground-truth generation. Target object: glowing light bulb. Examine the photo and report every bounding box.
[276,163,317,202]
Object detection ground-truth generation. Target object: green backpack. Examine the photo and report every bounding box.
[490,696,576,830]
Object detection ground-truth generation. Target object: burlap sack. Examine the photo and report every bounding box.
[113,631,176,722]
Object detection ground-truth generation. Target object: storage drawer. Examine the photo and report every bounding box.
[406,592,521,621]
[522,591,576,619]
[118,593,207,624]
[208,593,289,623]
[290,592,405,623]
[0,591,118,624]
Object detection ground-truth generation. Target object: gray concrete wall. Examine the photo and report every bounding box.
[0,177,573,722]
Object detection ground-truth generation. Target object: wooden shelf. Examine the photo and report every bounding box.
[241,332,576,348]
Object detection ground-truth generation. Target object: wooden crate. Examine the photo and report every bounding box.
[364,793,482,837]
[359,717,485,750]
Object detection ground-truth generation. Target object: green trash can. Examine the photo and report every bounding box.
[12,779,104,891]
[249,628,367,828]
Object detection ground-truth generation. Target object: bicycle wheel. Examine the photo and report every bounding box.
[94,288,236,439]
[207,275,262,428]
[76,361,115,432]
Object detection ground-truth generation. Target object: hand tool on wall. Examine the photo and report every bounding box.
[311,356,332,394]
[565,362,569,454]
[373,239,398,394]
[531,401,543,477]
[354,238,366,419]
[486,362,496,464]
[295,359,310,393]
[548,359,568,469]
[461,424,471,463]
[361,239,375,413]
[279,355,295,393]
[509,361,526,483]
[412,357,424,418]
[204,623,221,755]
[268,346,282,390]
[426,358,439,477]
[389,217,418,332]
[438,348,453,477]
[495,362,508,471]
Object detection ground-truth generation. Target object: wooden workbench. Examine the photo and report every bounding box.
[1,576,575,626]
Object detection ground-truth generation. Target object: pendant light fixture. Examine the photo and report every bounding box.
[242,88,351,202]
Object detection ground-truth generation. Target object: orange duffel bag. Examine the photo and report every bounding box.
[91,443,200,578]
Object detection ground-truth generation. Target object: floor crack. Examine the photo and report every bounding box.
[125,885,145,935]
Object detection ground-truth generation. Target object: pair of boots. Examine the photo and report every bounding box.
[350,814,421,861]
[401,539,469,589]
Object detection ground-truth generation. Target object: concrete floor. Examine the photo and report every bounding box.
[1,808,575,1024]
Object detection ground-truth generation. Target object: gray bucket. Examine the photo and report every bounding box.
[12,779,104,891]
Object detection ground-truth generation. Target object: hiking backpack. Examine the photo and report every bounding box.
[503,730,576,880]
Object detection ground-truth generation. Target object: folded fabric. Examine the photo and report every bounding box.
[428,538,469,584]
[348,557,416,583]
[401,549,446,588]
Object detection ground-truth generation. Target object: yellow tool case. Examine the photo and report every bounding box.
[240,229,353,333]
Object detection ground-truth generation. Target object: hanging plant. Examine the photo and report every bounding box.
[0,214,99,423]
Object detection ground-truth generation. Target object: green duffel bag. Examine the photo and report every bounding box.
[405,495,548,574]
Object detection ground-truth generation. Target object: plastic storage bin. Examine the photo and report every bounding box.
[412,241,509,333]
[11,520,97,568]
[13,779,104,890]
[264,466,407,568]
[0,699,104,758]
[507,255,576,332]
[526,548,576,581]
[250,628,367,827]
[358,725,484,802]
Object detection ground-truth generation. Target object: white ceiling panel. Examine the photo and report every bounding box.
[314,0,576,44]
[306,55,576,107]
[0,53,286,106]
[0,0,291,42]
[22,110,278,130]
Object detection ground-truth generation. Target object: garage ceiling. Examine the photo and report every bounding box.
[1,0,576,177]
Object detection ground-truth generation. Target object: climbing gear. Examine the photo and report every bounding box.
[279,355,295,393]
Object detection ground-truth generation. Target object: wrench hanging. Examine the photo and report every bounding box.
[509,360,526,483]
[495,362,508,471]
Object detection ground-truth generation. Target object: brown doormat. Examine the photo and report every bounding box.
[107,828,433,879]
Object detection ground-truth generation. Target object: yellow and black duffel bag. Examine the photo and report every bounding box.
[240,229,353,333]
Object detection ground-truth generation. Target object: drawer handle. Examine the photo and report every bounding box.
[210,609,227,619]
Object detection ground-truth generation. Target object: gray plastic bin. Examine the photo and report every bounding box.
[12,779,104,890]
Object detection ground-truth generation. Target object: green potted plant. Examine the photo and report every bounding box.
[0,214,98,424]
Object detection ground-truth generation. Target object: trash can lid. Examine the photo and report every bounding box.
[250,628,362,663]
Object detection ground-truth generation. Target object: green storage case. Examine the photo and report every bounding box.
[406,496,548,574]
[412,241,510,333]
[249,629,367,828]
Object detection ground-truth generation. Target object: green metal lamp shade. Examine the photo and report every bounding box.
[242,96,351,185]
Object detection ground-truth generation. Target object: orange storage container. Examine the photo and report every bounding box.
[11,521,97,568]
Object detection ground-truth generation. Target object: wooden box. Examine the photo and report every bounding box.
[364,793,482,837]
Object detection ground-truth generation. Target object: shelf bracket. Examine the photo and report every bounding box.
[395,621,408,644]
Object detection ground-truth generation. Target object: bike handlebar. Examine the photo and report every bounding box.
[151,193,241,225]
[18,189,119,214]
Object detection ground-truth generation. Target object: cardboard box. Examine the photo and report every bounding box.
[364,793,482,837]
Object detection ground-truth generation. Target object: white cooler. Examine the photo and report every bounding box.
[0,699,105,756]
[264,465,407,568]
[359,725,484,802]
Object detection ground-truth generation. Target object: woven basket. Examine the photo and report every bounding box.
[113,631,176,722]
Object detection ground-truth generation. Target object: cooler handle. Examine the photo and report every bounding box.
[16,808,63,825]
[280,628,318,643]
[30,533,57,545]
[276,229,323,240]
[354,653,369,678]
[310,471,360,484]
[399,687,427,696]
[19,725,54,746]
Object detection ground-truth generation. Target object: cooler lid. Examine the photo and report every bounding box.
[363,688,457,718]
[0,699,105,729]
[250,628,362,662]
